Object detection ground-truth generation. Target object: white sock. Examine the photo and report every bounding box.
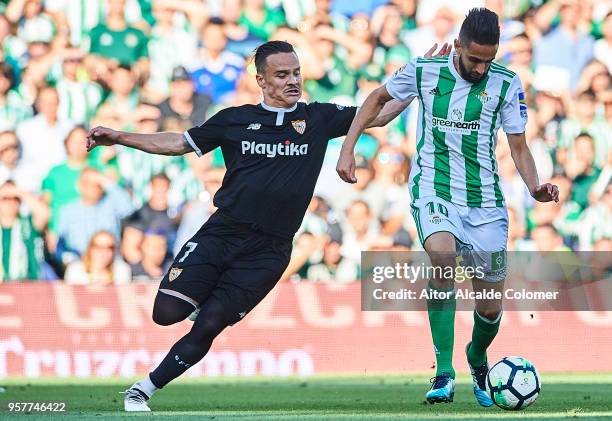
[135,375,158,398]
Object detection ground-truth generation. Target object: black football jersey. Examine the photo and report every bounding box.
[184,102,357,238]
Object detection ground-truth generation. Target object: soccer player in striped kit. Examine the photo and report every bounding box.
[337,8,559,406]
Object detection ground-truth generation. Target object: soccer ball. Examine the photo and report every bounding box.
[486,356,541,410]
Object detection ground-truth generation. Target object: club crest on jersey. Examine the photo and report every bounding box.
[451,108,463,121]
[477,90,491,105]
[291,120,306,134]
[430,215,442,225]
[169,267,183,282]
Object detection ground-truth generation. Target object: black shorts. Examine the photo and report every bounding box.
[158,211,292,325]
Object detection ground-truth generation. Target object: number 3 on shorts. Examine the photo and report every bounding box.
[178,241,198,263]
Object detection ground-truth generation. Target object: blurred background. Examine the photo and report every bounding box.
[0,0,610,284]
[0,0,610,379]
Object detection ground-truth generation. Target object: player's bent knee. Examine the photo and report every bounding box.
[152,292,196,326]
[152,311,182,326]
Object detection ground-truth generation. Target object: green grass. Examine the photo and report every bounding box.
[0,373,611,420]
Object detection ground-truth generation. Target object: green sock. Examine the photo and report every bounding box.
[426,283,456,379]
[468,310,502,367]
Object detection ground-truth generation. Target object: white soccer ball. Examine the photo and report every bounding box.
[486,356,541,410]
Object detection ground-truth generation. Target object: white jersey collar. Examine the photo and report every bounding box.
[260,102,298,126]
[260,102,298,113]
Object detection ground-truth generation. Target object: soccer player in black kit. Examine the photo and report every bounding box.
[87,40,450,412]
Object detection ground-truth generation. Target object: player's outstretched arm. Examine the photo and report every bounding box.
[507,132,559,203]
[367,43,452,129]
[337,85,394,183]
[336,42,451,183]
[86,127,193,156]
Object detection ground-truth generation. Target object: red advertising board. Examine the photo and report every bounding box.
[0,283,611,377]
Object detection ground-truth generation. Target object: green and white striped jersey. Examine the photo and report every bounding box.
[56,79,103,126]
[0,90,32,131]
[386,53,527,208]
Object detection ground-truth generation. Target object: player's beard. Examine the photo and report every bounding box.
[458,55,487,84]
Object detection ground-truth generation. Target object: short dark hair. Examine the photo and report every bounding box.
[575,132,594,144]
[577,89,596,101]
[150,172,170,184]
[254,40,295,74]
[459,8,500,47]
[0,62,15,88]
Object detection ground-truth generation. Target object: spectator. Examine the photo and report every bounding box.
[0,131,29,187]
[331,154,374,212]
[341,200,379,264]
[531,223,572,253]
[95,64,145,131]
[55,48,103,125]
[575,60,611,98]
[56,167,133,259]
[367,145,410,227]
[498,137,533,218]
[507,206,532,251]
[157,66,212,132]
[130,228,172,281]
[502,33,534,91]
[42,126,91,235]
[564,133,601,209]
[332,0,387,18]
[16,86,73,191]
[372,5,408,65]
[403,7,457,57]
[190,18,244,104]
[174,163,224,256]
[578,183,612,250]
[239,0,286,42]
[319,20,373,70]
[303,23,359,103]
[0,15,27,65]
[526,175,581,243]
[557,90,610,168]
[88,0,149,68]
[123,172,177,250]
[0,180,49,281]
[281,231,328,281]
[145,1,203,100]
[221,0,262,58]
[533,0,594,91]
[44,0,104,49]
[0,62,31,131]
[120,222,144,266]
[307,237,359,282]
[64,230,131,284]
[593,11,612,74]
[10,0,56,48]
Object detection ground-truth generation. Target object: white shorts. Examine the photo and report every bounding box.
[410,196,508,282]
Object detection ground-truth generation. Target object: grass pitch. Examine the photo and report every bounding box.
[1,373,611,420]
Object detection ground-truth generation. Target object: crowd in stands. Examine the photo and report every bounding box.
[0,0,609,283]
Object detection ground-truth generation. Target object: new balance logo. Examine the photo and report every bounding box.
[429,87,441,96]
[174,354,191,368]
[247,123,261,130]
[238,311,246,319]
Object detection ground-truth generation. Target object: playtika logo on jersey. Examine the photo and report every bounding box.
[431,108,481,135]
[241,140,308,158]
